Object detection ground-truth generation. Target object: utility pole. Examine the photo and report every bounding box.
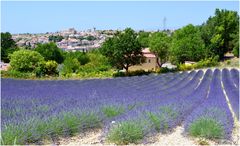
[163,17,167,31]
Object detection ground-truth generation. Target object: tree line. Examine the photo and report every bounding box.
[99,9,239,72]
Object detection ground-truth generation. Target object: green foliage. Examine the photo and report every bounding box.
[113,70,151,77]
[1,124,24,145]
[76,70,114,79]
[80,52,111,72]
[1,111,101,145]
[45,60,59,75]
[149,32,171,67]
[62,113,81,136]
[157,67,177,73]
[178,64,194,71]
[48,35,64,42]
[76,52,90,65]
[147,112,162,131]
[147,105,178,132]
[35,60,61,77]
[9,50,45,72]
[178,56,219,71]
[231,32,239,57]
[77,35,96,41]
[61,57,80,76]
[35,42,64,64]
[85,35,96,41]
[201,9,239,59]
[138,31,150,48]
[233,47,239,58]
[64,51,90,65]
[102,106,125,118]
[60,51,110,77]
[189,118,224,139]
[107,121,144,144]
[1,70,35,79]
[1,32,18,63]
[194,56,219,68]
[78,112,102,130]
[171,24,206,64]
[46,116,64,138]
[100,28,144,72]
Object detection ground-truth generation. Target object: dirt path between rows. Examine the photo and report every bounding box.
[53,125,239,146]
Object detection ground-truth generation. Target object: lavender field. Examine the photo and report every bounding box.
[1,68,239,145]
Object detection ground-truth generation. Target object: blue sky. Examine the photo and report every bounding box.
[1,1,239,34]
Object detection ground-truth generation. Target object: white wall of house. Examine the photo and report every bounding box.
[129,57,158,71]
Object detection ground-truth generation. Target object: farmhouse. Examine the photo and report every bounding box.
[129,48,159,71]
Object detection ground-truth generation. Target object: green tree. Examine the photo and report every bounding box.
[35,42,64,64]
[65,51,90,65]
[231,31,239,57]
[81,52,111,72]
[138,31,150,48]
[9,50,44,72]
[149,32,171,67]
[1,32,18,63]
[85,36,96,41]
[61,56,80,75]
[49,35,64,42]
[100,28,144,73]
[171,24,205,64]
[201,9,239,59]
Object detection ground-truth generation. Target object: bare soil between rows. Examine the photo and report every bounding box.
[42,125,239,146]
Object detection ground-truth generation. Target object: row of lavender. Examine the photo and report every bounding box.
[1,68,239,144]
[1,72,182,125]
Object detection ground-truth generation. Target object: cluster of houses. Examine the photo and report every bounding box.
[12,28,115,52]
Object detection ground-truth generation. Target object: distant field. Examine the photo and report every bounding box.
[1,68,239,145]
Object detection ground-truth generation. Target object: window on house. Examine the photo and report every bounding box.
[148,59,151,63]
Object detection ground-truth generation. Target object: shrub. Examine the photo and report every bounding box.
[1,70,34,79]
[178,64,194,71]
[127,70,151,76]
[60,57,80,76]
[66,51,90,65]
[193,56,219,69]
[189,118,224,139]
[102,106,125,118]
[9,50,45,72]
[178,56,219,71]
[233,47,239,57]
[107,121,144,144]
[226,60,231,65]
[79,62,110,73]
[35,42,64,64]
[35,62,47,78]
[113,70,151,77]
[112,71,126,77]
[84,52,111,72]
[45,60,58,76]
[157,67,178,73]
